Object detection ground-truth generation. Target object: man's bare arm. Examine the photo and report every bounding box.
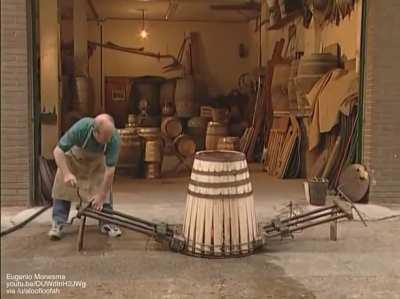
[99,166,116,197]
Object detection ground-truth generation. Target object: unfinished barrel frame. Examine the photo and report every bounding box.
[183,150,263,257]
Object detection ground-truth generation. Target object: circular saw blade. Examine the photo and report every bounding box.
[338,164,370,202]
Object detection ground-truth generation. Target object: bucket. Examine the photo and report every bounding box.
[304,178,329,206]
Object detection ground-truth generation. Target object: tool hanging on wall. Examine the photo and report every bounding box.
[88,39,189,72]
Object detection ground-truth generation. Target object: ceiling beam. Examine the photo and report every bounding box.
[87,16,250,23]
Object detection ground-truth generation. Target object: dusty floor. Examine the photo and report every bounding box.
[1,166,400,298]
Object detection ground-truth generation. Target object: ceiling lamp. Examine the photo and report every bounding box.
[139,9,149,39]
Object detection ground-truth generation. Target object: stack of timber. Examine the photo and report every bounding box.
[262,115,301,178]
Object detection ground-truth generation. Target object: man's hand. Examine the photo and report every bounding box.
[64,173,77,187]
[91,192,106,210]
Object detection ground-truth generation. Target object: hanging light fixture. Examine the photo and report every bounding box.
[139,9,149,39]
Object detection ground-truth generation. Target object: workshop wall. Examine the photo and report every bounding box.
[1,0,33,206]
[261,1,362,63]
[62,20,256,112]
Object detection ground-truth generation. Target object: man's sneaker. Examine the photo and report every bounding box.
[99,223,122,237]
[48,222,63,241]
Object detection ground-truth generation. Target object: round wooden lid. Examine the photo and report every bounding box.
[195,150,245,162]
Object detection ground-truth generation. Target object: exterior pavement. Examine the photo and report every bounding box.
[1,165,400,298]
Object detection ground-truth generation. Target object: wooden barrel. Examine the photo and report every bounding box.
[137,127,161,141]
[72,76,94,114]
[183,150,261,257]
[295,54,338,109]
[174,134,196,157]
[175,76,197,117]
[217,137,240,151]
[161,117,182,139]
[187,116,208,150]
[205,122,229,150]
[144,140,162,162]
[187,117,208,135]
[117,128,144,177]
[211,107,230,124]
[144,162,161,179]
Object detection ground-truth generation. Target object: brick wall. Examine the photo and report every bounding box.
[1,0,33,206]
[362,0,400,203]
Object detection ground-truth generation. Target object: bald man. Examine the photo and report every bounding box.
[49,114,121,240]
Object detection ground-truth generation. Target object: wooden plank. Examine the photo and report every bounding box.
[214,199,223,255]
[245,195,254,252]
[223,197,231,255]
[183,194,193,240]
[257,39,288,162]
[195,197,206,254]
[238,197,249,254]
[322,136,342,178]
[188,197,198,253]
[204,198,213,255]
[230,198,240,255]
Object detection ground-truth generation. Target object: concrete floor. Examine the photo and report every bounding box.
[1,166,400,298]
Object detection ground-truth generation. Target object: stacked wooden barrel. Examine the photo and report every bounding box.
[187,116,208,150]
[161,117,182,139]
[217,137,240,151]
[205,122,229,150]
[138,127,163,179]
[183,150,262,257]
[117,128,144,177]
[174,134,196,158]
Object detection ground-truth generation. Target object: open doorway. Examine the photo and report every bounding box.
[35,0,365,210]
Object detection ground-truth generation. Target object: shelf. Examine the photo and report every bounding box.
[268,10,302,31]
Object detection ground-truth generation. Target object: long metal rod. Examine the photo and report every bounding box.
[83,211,156,237]
[101,208,157,227]
[83,209,155,232]
[263,205,336,229]
[265,215,348,239]
[265,210,338,233]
